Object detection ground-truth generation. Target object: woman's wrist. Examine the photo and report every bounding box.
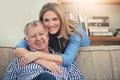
[34,52,41,59]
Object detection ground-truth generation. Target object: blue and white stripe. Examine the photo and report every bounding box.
[3,49,84,80]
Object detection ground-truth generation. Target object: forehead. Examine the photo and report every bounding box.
[43,10,59,17]
[28,23,45,33]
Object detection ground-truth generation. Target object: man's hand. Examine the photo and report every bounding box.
[35,59,62,74]
[19,52,38,66]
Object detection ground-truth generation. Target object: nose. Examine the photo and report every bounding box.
[36,35,41,40]
[49,21,54,27]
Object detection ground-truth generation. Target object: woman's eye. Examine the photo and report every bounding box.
[53,18,58,21]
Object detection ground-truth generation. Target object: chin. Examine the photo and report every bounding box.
[49,31,57,34]
[36,48,43,51]
[37,47,46,51]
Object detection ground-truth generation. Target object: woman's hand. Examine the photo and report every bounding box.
[35,59,62,74]
[19,52,38,66]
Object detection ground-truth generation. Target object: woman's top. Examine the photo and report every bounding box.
[15,25,90,66]
[49,31,65,53]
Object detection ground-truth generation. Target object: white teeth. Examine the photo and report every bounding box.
[49,27,56,30]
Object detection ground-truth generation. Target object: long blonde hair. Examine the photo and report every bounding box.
[39,2,82,50]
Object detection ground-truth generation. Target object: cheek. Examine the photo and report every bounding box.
[45,37,49,44]
[58,25,61,30]
[27,41,32,46]
[27,39,35,46]
[56,25,61,32]
[57,22,61,29]
[43,23,48,28]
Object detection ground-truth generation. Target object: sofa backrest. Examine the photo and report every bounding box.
[0,46,120,80]
[0,47,14,79]
[76,46,120,80]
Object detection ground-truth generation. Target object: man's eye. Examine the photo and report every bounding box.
[44,19,49,22]
[39,33,44,36]
[30,36,35,38]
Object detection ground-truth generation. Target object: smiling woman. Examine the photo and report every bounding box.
[12,2,90,80]
[42,10,61,34]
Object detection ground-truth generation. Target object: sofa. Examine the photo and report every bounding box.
[0,46,120,80]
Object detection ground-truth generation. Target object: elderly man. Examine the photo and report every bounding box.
[3,21,57,80]
[3,20,83,80]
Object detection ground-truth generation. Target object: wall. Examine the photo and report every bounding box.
[0,0,57,47]
[62,3,120,32]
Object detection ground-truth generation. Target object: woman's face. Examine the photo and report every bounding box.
[42,10,61,34]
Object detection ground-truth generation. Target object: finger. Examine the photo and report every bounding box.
[51,65,62,74]
[19,59,26,66]
[47,65,57,74]
[55,65,62,74]
[19,57,25,66]
[19,56,25,65]
[49,68,55,74]
[19,58,28,66]
[22,60,27,66]
[56,66,62,74]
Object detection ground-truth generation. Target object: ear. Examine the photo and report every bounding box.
[25,36,28,40]
[25,36,28,42]
[25,36,30,45]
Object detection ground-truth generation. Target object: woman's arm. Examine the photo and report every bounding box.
[19,54,62,74]
[28,31,82,66]
[19,51,63,66]
[14,38,63,65]
[35,51,63,65]
[28,26,89,67]
[14,38,30,57]
[15,27,90,67]
[61,25,90,66]
[35,59,62,74]
[14,48,29,57]
[61,33,81,66]
[34,27,89,67]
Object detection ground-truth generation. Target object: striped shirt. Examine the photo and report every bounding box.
[3,48,84,80]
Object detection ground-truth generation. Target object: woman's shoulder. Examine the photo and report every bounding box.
[69,25,90,46]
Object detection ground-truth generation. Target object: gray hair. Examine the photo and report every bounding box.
[24,20,43,35]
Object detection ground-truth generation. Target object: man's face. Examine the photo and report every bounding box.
[26,23,49,51]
